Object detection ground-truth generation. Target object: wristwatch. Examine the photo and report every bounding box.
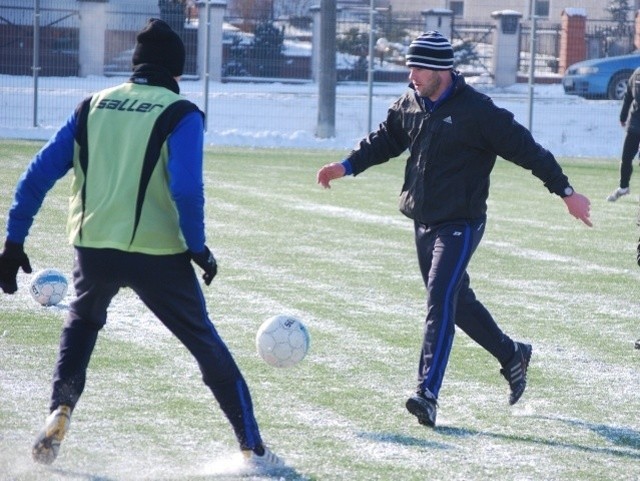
[562,186,574,197]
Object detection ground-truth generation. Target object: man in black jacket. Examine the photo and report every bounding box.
[317,31,592,428]
[608,66,640,201]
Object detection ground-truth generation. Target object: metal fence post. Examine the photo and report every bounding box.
[528,0,537,132]
[33,0,40,127]
[203,1,211,131]
[366,0,375,134]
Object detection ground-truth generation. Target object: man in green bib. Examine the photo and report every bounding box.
[0,18,283,472]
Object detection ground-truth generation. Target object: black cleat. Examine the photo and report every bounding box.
[501,342,532,405]
[406,391,438,427]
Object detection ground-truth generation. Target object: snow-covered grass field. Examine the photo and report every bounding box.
[0,141,639,480]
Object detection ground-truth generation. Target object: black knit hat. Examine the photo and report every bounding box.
[406,31,454,70]
[132,18,185,76]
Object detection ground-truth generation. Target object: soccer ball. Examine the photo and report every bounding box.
[256,314,310,368]
[30,268,68,306]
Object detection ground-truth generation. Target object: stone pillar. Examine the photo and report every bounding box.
[559,8,586,75]
[421,9,453,40]
[490,10,522,87]
[77,0,108,77]
[197,1,226,82]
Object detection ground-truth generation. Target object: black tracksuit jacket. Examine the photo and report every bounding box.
[345,74,572,225]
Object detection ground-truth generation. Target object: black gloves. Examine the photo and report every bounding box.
[0,240,32,294]
[190,245,217,285]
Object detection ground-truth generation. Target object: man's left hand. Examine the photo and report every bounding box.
[563,192,592,227]
[190,246,217,285]
[0,240,33,294]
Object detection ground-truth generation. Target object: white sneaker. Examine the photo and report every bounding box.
[607,187,630,201]
[242,446,285,472]
[32,405,72,465]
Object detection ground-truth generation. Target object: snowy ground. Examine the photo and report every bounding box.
[0,74,625,159]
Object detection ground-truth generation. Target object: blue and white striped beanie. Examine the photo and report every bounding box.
[406,31,454,70]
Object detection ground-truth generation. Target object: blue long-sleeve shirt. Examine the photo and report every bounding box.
[7,109,206,254]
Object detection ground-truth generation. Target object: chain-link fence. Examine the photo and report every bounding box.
[0,5,80,77]
[0,2,634,153]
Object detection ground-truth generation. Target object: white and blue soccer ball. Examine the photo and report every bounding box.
[256,314,310,368]
[30,268,68,306]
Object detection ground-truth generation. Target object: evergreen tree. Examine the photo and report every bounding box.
[605,0,631,29]
[250,21,285,77]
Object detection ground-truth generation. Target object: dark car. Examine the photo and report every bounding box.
[563,52,640,100]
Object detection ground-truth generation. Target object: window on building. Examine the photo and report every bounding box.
[535,0,549,18]
[448,1,463,17]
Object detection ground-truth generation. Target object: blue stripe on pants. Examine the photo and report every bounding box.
[415,219,484,398]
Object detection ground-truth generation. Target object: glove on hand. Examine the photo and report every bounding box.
[190,245,217,285]
[0,240,32,294]
[637,237,640,267]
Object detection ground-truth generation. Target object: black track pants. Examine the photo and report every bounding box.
[50,247,263,451]
[619,130,640,188]
[414,218,515,398]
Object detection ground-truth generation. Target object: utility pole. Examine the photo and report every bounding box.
[33,0,41,127]
[527,0,537,132]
